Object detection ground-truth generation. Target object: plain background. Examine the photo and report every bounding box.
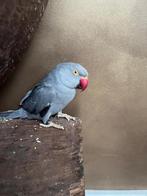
[1,0,147,189]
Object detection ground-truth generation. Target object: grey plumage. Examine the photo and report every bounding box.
[0,62,88,124]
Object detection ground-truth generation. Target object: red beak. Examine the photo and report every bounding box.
[79,77,89,91]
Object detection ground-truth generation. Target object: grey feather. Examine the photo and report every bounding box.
[0,108,28,120]
[20,90,32,105]
[21,84,56,115]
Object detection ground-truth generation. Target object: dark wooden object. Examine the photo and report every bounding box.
[0,118,84,196]
[0,0,48,86]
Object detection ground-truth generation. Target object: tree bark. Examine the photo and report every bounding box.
[0,117,84,196]
[0,0,48,86]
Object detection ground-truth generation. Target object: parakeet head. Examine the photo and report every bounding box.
[56,62,88,91]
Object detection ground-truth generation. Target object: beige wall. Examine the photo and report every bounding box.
[1,0,147,189]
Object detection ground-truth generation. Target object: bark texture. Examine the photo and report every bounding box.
[0,117,84,196]
[0,0,48,86]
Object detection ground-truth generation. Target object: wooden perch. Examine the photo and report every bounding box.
[0,118,84,196]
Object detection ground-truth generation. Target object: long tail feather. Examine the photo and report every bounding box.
[0,108,28,120]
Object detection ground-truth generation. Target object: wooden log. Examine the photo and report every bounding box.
[0,0,48,86]
[0,118,84,196]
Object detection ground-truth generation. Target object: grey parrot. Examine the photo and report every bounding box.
[0,62,88,129]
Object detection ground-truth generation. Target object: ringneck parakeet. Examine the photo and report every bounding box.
[0,62,88,129]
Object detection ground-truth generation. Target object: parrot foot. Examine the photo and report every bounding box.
[40,121,64,130]
[57,112,76,121]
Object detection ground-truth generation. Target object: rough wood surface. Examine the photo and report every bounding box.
[0,117,84,196]
[0,0,48,86]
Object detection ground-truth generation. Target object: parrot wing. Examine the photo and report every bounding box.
[20,84,56,115]
[20,90,32,105]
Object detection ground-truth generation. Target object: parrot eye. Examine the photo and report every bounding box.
[73,69,79,76]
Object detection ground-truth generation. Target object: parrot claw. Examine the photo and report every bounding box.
[40,121,64,130]
[57,112,76,121]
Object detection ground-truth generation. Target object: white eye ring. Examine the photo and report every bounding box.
[73,69,79,76]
